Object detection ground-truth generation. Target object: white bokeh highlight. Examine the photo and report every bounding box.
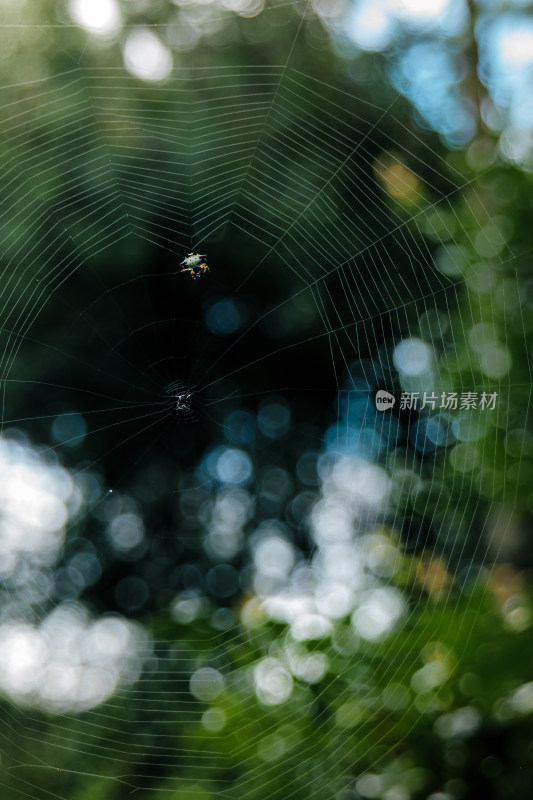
[0,605,146,713]
[124,29,173,83]
[69,0,122,36]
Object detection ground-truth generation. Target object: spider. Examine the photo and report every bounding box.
[180,252,206,267]
[180,262,210,280]
[176,393,192,412]
[180,252,210,279]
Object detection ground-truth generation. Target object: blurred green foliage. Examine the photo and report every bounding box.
[2,566,532,799]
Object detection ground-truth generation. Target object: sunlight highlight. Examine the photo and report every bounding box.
[123,29,173,82]
[69,0,122,36]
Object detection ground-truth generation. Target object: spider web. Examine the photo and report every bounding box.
[0,7,529,800]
